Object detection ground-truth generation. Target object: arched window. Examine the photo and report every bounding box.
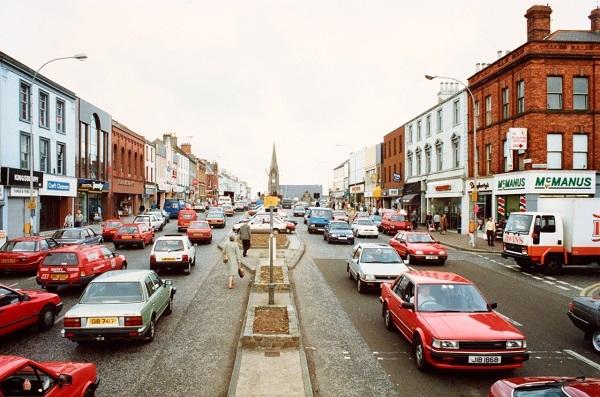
[415,147,422,175]
[134,153,138,176]
[407,151,413,178]
[424,144,432,174]
[140,154,144,180]
[113,144,118,173]
[121,147,125,173]
[451,134,460,168]
[128,150,132,174]
[435,140,444,171]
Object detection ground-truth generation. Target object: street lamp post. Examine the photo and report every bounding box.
[27,54,87,235]
[425,74,477,248]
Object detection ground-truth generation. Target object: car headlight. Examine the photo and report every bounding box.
[506,340,526,349]
[415,250,423,255]
[330,234,338,237]
[432,339,459,349]
[439,250,446,256]
[364,274,376,281]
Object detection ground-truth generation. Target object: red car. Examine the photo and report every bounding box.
[0,237,60,273]
[0,284,62,337]
[101,219,123,242]
[0,355,99,396]
[37,245,127,292]
[187,221,213,244]
[380,271,528,371]
[113,223,154,249]
[489,376,600,396]
[380,211,412,235]
[389,231,447,265]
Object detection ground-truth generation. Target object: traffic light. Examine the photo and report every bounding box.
[313,192,320,199]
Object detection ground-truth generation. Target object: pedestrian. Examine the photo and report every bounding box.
[239,222,252,257]
[139,203,146,214]
[468,218,477,247]
[440,214,448,235]
[433,212,441,231]
[425,212,432,228]
[222,235,242,289]
[485,217,496,246]
[74,210,84,228]
[63,211,73,228]
[411,210,418,230]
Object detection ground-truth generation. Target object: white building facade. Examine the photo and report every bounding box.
[364,144,382,208]
[143,140,157,208]
[348,148,366,206]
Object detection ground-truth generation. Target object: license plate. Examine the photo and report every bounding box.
[193,233,202,237]
[88,317,118,326]
[425,255,438,260]
[51,274,68,280]
[339,237,347,240]
[162,258,176,261]
[468,355,501,364]
[122,236,132,239]
[317,228,324,231]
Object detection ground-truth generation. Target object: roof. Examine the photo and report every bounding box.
[547,30,600,42]
[356,243,391,249]
[93,270,151,283]
[0,356,31,378]
[406,271,471,285]
[8,236,47,242]
[50,244,102,253]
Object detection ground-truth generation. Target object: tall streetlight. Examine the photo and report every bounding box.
[28,54,87,235]
[425,74,477,248]
[336,144,358,207]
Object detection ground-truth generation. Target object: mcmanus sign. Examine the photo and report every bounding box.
[494,171,596,195]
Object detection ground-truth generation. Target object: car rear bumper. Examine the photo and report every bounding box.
[36,274,95,287]
[357,230,378,236]
[62,325,149,341]
[328,236,354,244]
[188,234,212,241]
[308,224,327,232]
[427,348,529,370]
[568,311,594,334]
[410,255,448,264]
[102,232,116,240]
[0,263,39,272]
[114,239,144,246]
[152,260,189,270]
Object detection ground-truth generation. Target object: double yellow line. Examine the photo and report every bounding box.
[580,282,600,297]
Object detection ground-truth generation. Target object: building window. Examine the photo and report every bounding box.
[485,144,492,175]
[39,91,49,128]
[407,152,413,177]
[573,77,589,110]
[436,109,443,132]
[417,120,422,141]
[424,145,431,174]
[57,142,65,175]
[88,120,98,179]
[547,76,563,110]
[503,140,508,172]
[408,125,413,144]
[573,134,588,169]
[121,147,125,173]
[56,99,65,133]
[516,80,525,114]
[451,135,460,168]
[474,100,480,129]
[20,133,31,170]
[435,141,443,171]
[39,138,50,173]
[453,100,460,125]
[547,133,562,169]
[393,138,397,155]
[485,95,492,126]
[415,148,422,175]
[502,88,509,120]
[19,82,31,122]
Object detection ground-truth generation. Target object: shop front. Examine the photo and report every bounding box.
[0,167,44,238]
[401,182,422,217]
[144,183,158,210]
[426,179,464,230]
[349,183,365,207]
[77,179,109,224]
[39,175,77,231]
[383,188,402,209]
[112,177,144,217]
[465,177,494,233]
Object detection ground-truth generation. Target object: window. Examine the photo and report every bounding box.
[39,138,50,173]
[79,122,87,175]
[540,215,556,233]
[417,120,422,141]
[436,109,443,132]
[89,120,98,179]
[39,91,49,128]
[426,115,431,137]
[573,77,589,110]
[503,139,509,172]
[453,100,460,125]
[547,133,562,169]
[56,99,65,132]
[415,148,422,175]
[19,81,31,121]
[485,95,492,126]
[485,144,492,175]
[435,141,443,171]
[475,147,480,175]
[393,138,396,155]
[451,135,460,168]
[20,133,30,169]
[501,87,509,119]
[573,134,588,169]
[407,152,413,177]
[408,125,413,144]
[517,80,525,114]
[474,100,480,129]
[424,145,431,174]
[57,142,66,175]
[547,76,563,110]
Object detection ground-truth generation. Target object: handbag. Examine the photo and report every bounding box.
[238,267,245,278]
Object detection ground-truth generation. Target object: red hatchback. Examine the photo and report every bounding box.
[389,232,447,265]
[113,223,154,249]
[489,376,600,396]
[0,284,63,337]
[380,271,528,371]
[187,221,213,244]
[0,237,60,273]
[380,212,412,235]
[101,219,123,242]
[0,355,99,396]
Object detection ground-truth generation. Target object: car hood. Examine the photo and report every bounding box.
[40,361,94,377]
[66,302,145,317]
[420,312,523,340]
[360,262,408,275]
[17,288,58,301]
[406,243,445,253]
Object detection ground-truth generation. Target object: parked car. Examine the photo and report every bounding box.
[147,210,168,227]
[0,284,62,337]
[293,205,306,217]
[0,237,59,273]
[370,215,382,229]
[332,210,349,222]
[51,228,103,245]
[187,221,213,244]
[232,214,288,234]
[113,224,154,249]
[206,212,226,228]
[248,205,261,216]
[567,296,600,352]
[150,235,196,275]
[389,232,447,265]
[37,245,127,292]
[306,207,333,234]
[352,218,379,238]
[380,271,529,371]
[101,219,124,242]
[177,209,198,232]
[222,204,235,217]
[134,214,163,232]
[234,201,246,212]
[323,221,354,244]
[380,211,412,235]
[0,355,99,396]
[347,243,408,292]
[62,269,175,343]
[489,376,600,396]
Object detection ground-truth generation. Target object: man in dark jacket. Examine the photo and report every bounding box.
[239,223,252,257]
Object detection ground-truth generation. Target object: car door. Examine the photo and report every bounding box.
[387,276,408,331]
[395,280,416,339]
[0,286,32,336]
[143,276,160,321]
[349,246,362,277]
[148,272,168,315]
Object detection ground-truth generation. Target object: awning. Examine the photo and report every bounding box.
[401,193,420,204]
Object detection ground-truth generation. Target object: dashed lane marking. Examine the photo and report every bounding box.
[564,349,600,372]
[543,280,555,285]
[546,276,557,281]
[556,280,570,285]
[572,285,584,291]
[531,276,544,281]
[556,285,570,291]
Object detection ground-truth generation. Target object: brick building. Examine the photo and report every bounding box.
[382,125,404,209]
[467,4,600,221]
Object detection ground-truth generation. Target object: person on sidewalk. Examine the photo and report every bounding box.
[433,213,441,231]
[468,218,477,247]
[64,211,74,228]
[440,214,448,235]
[223,235,242,289]
[74,210,84,227]
[485,217,496,246]
[411,210,418,230]
[239,222,251,257]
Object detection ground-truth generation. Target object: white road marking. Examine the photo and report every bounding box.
[408,266,416,271]
[564,349,600,371]
[543,280,555,285]
[489,259,498,263]
[531,276,544,281]
[556,281,570,285]
[571,286,584,291]
[7,283,18,288]
[556,285,571,291]
[496,311,524,327]
[343,356,351,360]
[545,276,557,281]
[56,315,65,323]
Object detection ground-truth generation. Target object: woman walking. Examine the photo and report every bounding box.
[223,235,242,289]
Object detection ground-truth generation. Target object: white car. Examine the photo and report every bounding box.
[347,243,409,293]
[147,210,168,227]
[232,214,288,234]
[352,218,379,238]
[134,214,163,231]
[150,235,197,275]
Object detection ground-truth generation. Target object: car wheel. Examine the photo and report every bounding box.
[347,264,353,280]
[114,244,120,250]
[38,305,56,331]
[145,316,156,342]
[46,286,58,293]
[208,237,212,244]
[383,306,394,331]
[184,261,191,275]
[273,229,280,235]
[438,260,446,266]
[357,277,364,293]
[122,262,128,270]
[413,335,429,372]
[83,387,95,397]
[543,255,563,276]
[323,234,326,240]
[99,237,104,243]
[165,294,174,315]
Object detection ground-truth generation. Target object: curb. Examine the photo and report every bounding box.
[440,241,504,255]
[580,282,600,297]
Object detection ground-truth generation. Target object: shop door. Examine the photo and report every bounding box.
[7,198,24,238]
[39,196,60,232]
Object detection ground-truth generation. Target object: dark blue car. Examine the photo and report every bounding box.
[323,221,354,244]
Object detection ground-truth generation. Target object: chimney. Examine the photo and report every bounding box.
[590,8,600,32]
[497,50,503,59]
[181,143,192,154]
[476,62,481,72]
[525,5,552,41]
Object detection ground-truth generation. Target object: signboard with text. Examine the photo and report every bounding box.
[508,128,527,150]
[494,171,595,195]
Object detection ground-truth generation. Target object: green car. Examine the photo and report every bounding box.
[62,270,175,344]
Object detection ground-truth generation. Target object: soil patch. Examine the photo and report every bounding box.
[250,234,288,247]
[253,306,289,334]
[259,266,284,284]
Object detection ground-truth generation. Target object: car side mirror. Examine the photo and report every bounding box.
[401,302,415,310]
[19,294,31,302]
[164,279,173,287]
[488,302,498,310]
[57,374,72,387]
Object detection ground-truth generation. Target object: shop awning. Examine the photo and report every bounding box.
[401,193,420,204]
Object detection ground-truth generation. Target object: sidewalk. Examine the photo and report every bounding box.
[39,216,136,238]
[428,229,504,254]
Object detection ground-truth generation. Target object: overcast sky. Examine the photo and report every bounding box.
[1,1,596,195]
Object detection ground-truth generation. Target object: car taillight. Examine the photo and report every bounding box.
[150,254,156,263]
[125,316,143,326]
[568,302,574,312]
[64,317,81,328]
[182,254,189,262]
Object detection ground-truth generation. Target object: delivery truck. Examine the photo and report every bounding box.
[502,197,600,275]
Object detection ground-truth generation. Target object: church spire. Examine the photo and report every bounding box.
[270,143,278,172]
[268,143,279,195]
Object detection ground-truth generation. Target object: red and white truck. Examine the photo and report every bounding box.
[502,197,600,275]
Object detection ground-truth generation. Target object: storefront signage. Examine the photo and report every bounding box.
[78,179,108,192]
[531,163,547,169]
[468,181,491,192]
[47,181,70,191]
[494,171,596,195]
[10,187,38,197]
[40,175,77,197]
[116,178,135,187]
[0,167,43,188]
[426,179,463,197]
[508,128,527,150]
[393,173,401,182]
[435,185,451,191]
[388,188,399,196]
[350,184,365,194]
[497,177,526,191]
[534,175,593,191]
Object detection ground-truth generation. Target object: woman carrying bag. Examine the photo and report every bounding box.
[222,235,245,289]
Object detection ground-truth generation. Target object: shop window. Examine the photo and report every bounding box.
[547,76,563,110]
[573,134,588,169]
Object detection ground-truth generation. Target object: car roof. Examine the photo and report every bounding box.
[405,271,472,285]
[56,227,89,231]
[48,244,102,253]
[104,218,123,222]
[120,223,141,228]
[0,356,34,378]
[308,207,331,210]
[92,270,152,283]
[356,243,391,249]
[8,236,47,242]
[156,234,187,240]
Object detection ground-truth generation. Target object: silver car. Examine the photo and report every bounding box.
[347,243,408,293]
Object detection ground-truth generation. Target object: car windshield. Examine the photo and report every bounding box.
[505,214,533,234]
[118,226,139,234]
[513,385,569,396]
[330,223,350,230]
[44,253,78,266]
[190,221,209,228]
[406,233,436,243]
[134,216,150,222]
[417,284,489,312]
[357,220,374,226]
[80,282,144,304]
[52,229,82,239]
[106,221,122,228]
[1,241,37,252]
[311,209,332,219]
[390,215,406,221]
[154,240,184,252]
[361,248,401,263]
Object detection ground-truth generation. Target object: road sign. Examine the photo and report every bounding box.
[264,196,279,208]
